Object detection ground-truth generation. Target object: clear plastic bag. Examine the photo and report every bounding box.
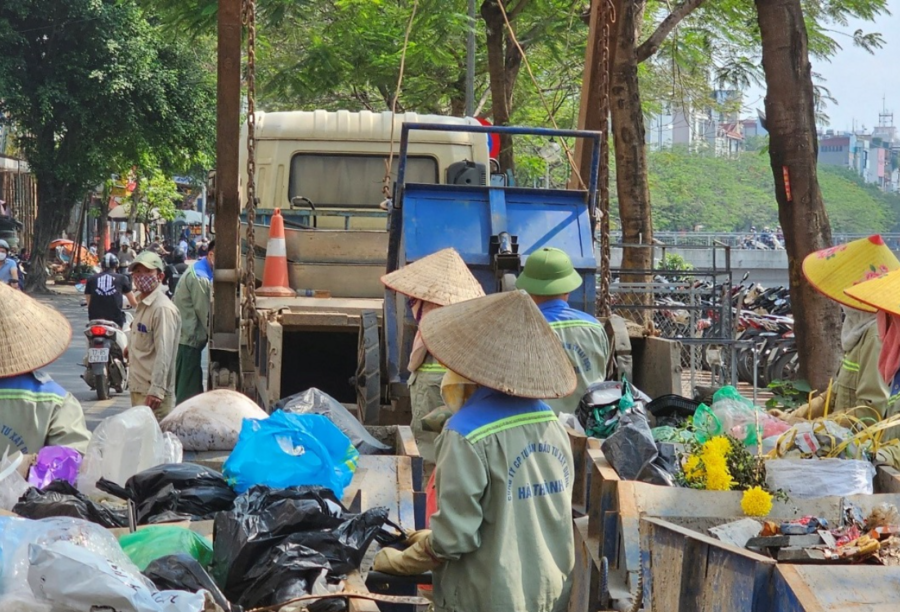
[277,388,390,455]
[161,389,269,451]
[77,406,183,499]
[27,541,206,612]
[0,451,31,511]
[0,516,146,606]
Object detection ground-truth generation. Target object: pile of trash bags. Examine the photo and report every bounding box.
[213,485,402,609]
[0,484,402,612]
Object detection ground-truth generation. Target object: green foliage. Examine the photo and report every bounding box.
[614,146,900,234]
[765,379,812,410]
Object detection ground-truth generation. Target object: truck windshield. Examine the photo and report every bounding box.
[288,153,438,208]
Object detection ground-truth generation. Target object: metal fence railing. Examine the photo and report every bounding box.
[607,231,900,249]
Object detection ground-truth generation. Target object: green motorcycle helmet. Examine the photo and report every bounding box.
[515,247,583,296]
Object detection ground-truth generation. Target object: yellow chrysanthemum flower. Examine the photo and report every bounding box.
[683,455,704,482]
[705,463,734,491]
[741,486,773,517]
[702,436,732,459]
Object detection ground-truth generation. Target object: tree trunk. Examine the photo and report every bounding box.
[481,0,522,173]
[609,0,653,319]
[756,0,840,391]
[128,167,141,236]
[26,175,72,293]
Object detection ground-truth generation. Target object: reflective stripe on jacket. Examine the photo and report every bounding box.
[538,299,610,413]
[428,387,574,612]
[834,324,889,414]
[0,371,91,456]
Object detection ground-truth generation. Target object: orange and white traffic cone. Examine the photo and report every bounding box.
[256,208,296,297]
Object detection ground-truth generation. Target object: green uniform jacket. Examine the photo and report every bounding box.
[834,324,889,414]
[0,371,91,456]
[172,259,212,349]
[428,387,574,612]
[538,299,610,414]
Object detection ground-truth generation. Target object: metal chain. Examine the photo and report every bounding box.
[598,0,615,319]
[242,0,258,328]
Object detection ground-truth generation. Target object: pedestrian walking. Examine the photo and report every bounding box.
[374,291,576,612]
[172,240,214,404]
[127,250,181,420]
[516,247,610,413]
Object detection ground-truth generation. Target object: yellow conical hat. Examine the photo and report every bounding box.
[844,267,900,317]
[801,235,900,312]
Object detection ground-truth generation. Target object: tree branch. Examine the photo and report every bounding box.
[635,0,706,63]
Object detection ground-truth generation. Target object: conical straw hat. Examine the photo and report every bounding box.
[0,283,72,378]
[801,235,900,312]
[381,248,485,306]
[844,267,900,317]
[420,290,576,399]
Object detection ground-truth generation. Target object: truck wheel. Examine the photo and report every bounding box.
[356,310,381,425]
[96,374,109,401]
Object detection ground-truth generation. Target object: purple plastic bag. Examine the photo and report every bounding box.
[28,446,82,489]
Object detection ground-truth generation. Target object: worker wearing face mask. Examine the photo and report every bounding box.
[380,248,485,465]
[127,250,181,420]
[374,291,576,612]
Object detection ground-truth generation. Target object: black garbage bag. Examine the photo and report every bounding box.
[97,462,236,524]
[276,388,391,455]
[213,485,402,600]
[12,480,127,527]
[600,411,675,486]
[143,553,237,612]
[212,486,347,588]
[233,540,331,608]
[282,506,397,575]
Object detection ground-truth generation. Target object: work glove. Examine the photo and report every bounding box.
[374,537,442,575]
[404,528,432,546]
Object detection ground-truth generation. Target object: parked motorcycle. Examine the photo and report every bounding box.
[81,316,130,400]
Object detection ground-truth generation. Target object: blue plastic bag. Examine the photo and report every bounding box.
[223,411,359,497]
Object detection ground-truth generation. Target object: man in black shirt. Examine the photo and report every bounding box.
[85,253,138,327]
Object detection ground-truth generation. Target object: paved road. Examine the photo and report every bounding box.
[35,284,207,431]
[36,287,132,430]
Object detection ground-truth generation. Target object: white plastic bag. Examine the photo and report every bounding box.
[558,412,586,436]
[0,517,144,607]
[765,458,876,498]
[0,451,31,511]
[160,389,269,451]
[27,541,205,612]
[77,406,182,498]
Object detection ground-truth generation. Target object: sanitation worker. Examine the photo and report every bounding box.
[172,240,214,404]
[516,246,610,413]
[845,265,900,447]
[374,290,576,612]
[128,250,181,420]
[802,235,898,415]
[380,247,484,465]
[0,282,91,461]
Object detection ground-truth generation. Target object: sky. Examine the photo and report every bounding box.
[743,0,900,132]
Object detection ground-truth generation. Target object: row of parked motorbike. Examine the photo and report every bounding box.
[619,272,799,388]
